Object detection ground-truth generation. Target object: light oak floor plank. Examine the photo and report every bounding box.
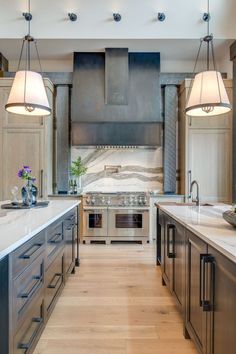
[33,243,197,354]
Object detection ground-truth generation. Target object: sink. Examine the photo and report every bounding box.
[174,202,213,207]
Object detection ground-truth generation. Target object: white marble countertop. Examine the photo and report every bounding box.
[0,200,80,261]
[158,204,236,264]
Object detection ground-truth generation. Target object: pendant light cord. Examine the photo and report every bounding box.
[27,0,31,71]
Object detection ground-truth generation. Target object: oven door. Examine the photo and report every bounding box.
[108,208,149,237]
[83,207,108,237]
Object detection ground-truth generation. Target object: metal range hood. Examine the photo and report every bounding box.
[71,49,162,147]
[71,122,162,147]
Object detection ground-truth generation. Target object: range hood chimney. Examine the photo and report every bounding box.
[71,49,162,147]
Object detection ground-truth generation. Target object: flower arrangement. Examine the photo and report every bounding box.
[17,166,36,182]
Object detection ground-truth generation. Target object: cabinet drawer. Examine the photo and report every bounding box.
[13,294,44,354]
[45,250,63,315]
[64,210,76,226]
[46,221,64,267]
[11,231,46,279]
[12,255,44,333]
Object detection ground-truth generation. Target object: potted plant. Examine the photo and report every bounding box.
[70,157,87,193]
[18,165,38,206]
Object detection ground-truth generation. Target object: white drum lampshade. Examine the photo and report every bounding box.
[5,70,51,116]
[185,71,231,117]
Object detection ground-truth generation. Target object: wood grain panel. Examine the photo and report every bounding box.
[33,244,197,354]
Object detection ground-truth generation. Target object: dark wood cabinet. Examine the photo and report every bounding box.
[185,230,208,353]
[172,220,185,309]
[158,208,236,354]
[160,211,185,311]
[207,246,236,354]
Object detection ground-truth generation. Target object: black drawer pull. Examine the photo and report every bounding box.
[21,275,43,299]
[20,243,43,259]
[167,224,175,259]
[200,254,215,312]
[49,233,62,244]
[66,215,75,221]
[67,226,73,231]
[18,317,43,350]
[48,273,62,289]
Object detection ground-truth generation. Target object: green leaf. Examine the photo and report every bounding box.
[70,156,88,177]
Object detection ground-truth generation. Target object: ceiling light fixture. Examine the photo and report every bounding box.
[157,12,166,22]
[185,0,231,117]
[113,13,122,22]
[68,13,78,22]
[5,0,51,116]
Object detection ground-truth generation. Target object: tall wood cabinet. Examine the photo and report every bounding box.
[0,78,54,200]
[179,79,232,203]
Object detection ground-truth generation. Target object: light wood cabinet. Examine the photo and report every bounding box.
[0,78,53,201]
[179,79,232,203]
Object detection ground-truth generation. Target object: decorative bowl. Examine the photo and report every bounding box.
[223,210,236,228]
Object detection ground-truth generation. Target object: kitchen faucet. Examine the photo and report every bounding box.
[190,180,200,206]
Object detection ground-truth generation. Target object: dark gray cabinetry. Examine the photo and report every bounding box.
[185,230,208,353]
[0,207,78,354]
[63,210,76,280]
[45,250,64,317]
[0,257,9,354]
[160,211,185,311]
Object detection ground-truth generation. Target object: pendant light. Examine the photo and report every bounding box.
[5,0,51,116]
[185,0,231,117]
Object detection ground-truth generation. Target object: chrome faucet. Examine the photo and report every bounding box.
[190,180,200,206]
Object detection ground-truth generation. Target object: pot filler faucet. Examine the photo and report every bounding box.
[190,180,200,206]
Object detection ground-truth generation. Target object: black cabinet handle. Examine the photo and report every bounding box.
[48,273,62,289]
[200,254,215,312]
[49,233,62,244]
[20,243,43,259]
[199,254,206,307]
[21,275,43,299]
[167,224,175,258]
[18,317,43,350]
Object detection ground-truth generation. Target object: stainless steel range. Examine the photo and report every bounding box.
[83,192,150,244]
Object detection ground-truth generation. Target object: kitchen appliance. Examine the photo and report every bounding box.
[83,192,150,244]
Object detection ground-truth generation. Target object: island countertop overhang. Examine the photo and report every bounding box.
[0,200,80,261]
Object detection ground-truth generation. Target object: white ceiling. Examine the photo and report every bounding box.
[0,38,233,62]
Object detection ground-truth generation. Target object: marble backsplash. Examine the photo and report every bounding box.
[71,147,163,192]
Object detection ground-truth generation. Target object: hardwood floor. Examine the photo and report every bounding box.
[34,243,197,354]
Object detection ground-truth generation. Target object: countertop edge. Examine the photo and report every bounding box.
[157,204,236,264]
[0,201,80,261]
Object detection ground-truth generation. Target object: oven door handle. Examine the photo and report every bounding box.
[131,209,149,212]
[83,208,108,212]
[109,209,149,212]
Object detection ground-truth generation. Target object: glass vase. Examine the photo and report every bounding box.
[22,180,38,207]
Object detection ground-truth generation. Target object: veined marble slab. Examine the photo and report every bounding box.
[71,147,165,192]
[158,204,236,264]
[0,200,80,261]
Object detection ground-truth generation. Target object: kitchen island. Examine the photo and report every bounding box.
[0,199,80,354]
[156,203,236,354]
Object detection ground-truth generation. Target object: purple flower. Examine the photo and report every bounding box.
[17,165,34,181]
[17,169,24,178]
[23,166,32,173]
